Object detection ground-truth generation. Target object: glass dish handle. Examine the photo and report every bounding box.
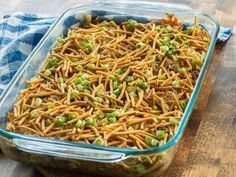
[101,0,193,12]
[12,138,127,163]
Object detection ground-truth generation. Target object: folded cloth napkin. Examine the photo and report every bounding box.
[0,12,232,95]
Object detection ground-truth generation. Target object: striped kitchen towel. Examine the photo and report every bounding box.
[0,12,232,95]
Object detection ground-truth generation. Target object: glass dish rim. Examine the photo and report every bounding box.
[0,0,220,156]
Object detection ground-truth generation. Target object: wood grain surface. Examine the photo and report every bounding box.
[0,0,235,177]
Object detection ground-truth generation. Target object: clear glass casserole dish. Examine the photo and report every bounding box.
[0,1,219,177]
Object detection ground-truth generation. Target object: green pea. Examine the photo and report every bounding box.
[126,76,134,83]
[191,58,203,67]
[171,40,178,47]
[180,100,187,110]
[128,19,138,26]
[174,33,181,40]
[93,137,104,145]
[156,130,165,140]
[136,42,144,48]
[135,79,148,90]
[86,63,95,70]
[132,164,146,175]
[101,64,109,70]
[75,119,86,128]
[79,41,87,48]
[75,65,83,72]
[161,28,168,33]
[55,115,67,126]
[115,68,124,75]
[160,45,169,52]
[178,67,186,73]
[34,98,42,107]
[100,26,108,31]
[67,29,74,37]
[152,104,159,110]
[186,26,194,33]
[84,35,93,41]
[170,117,179,125]
[30,110,39,119]
[172,80,181,88]
[127,86,136,93]
[182,40,190,46]
[84,43,93,52]
[158,75,166,80]
[44,69,52,76]
[95,97,103,103]
[128,127,134,131]
[145,137,159,147]
[166,26,172,32]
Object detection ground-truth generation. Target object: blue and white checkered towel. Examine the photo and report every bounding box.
[0,12,232,95]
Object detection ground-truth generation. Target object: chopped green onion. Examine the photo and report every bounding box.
[47,102,53,109]
[156,130,165,140]
[128,19,138,26]
[70,90,79,99]
[144,69,151,77]
[75,119,86,128]
[30,110,39,119]
[93,137,104,145]
[84,35,93,41]
[68,112,77,120]
[56,37,65,45]
[96,110,104,118]
[186,26,194,33]
[77,85,84,91]
[172,80,181,88]
[44,69,52,76]
[48,57,59,68]
[170,117,179,125]
[67,29,74,37]
[113,81,118,89]
[34,98,42,107]
[86,117,97,126]
[107,116,117,123]
[130,92,137,97]
[148,55,156,61]
[61,83,67,89]
[115,68,124,75]
[57,77,64,83]
[45,119,52,127]
[180,100,187,110]
[191,58,203,67]
[100,26,108,31]
[161,28,168,33]
[71,58,78,62]
[136,42,144,48]
[132,164,146,175]
[113,88,121,97]
[182,40,190,46]
[55,115,67,126]
[86,63,95,70]
[108,74,117,81]
[145,137,159,147]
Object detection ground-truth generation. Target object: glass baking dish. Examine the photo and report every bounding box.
[0,1,219,177]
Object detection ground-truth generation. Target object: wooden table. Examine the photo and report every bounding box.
[0,0,235,177]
